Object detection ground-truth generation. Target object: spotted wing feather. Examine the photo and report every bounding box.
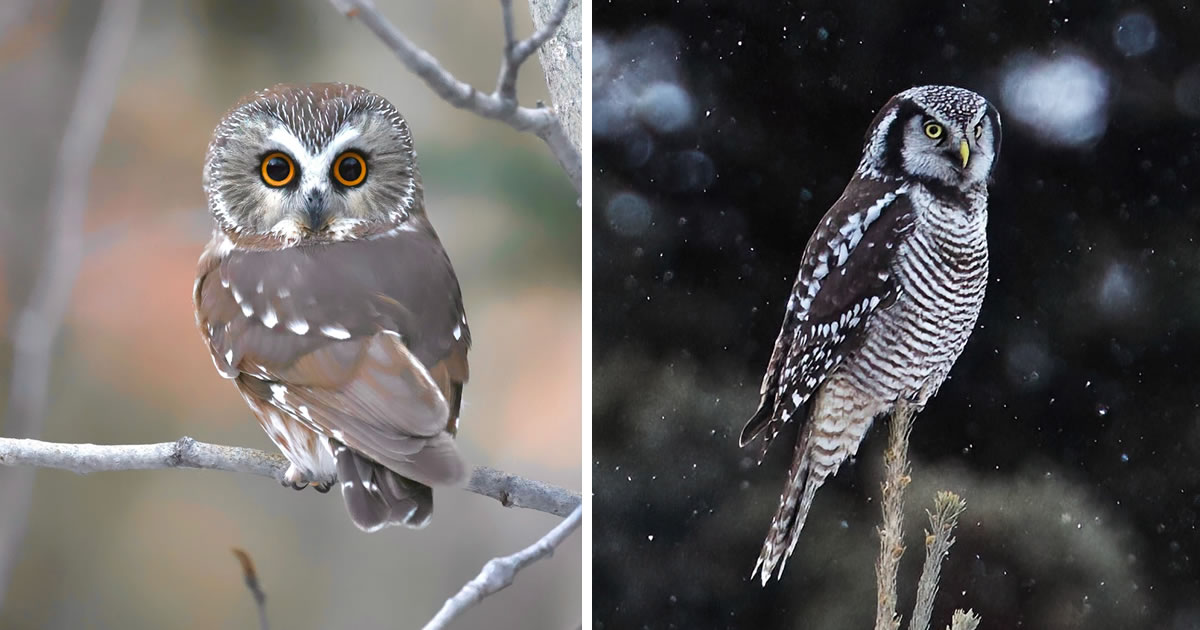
[741,177,915,459]
[195,227,470,530]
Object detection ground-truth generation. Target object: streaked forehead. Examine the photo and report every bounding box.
[902,85,990,125]
[225,83,406,153]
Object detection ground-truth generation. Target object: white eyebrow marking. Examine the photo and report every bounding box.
[318,127,361,162]
[268,127,312,164]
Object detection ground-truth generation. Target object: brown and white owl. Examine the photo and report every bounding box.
[193,82,470,531]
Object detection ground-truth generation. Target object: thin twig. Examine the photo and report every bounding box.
[911,491,968,630]
[875,400,915,630]
[422,505,582,630]
[0,0,140,608]
[496,0,570,102]
[231,548,269,630]
[326,0,581,191]
[0,437,581,518]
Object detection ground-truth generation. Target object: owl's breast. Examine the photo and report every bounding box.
[839,188,989,404]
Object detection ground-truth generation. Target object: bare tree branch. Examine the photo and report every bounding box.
[497,0,569,102]
[911,491,967,630]
[327,0,581,192]
[875,400,914,630]
[868,403,981,630]
[231,548,270,630]
[0,436,580,518]
[0,0,140,608]
[422,504,582,630]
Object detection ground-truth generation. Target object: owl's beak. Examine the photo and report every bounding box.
[959,139,971,168]
[304,190,330,231]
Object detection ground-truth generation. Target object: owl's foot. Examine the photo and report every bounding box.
[282,464,333,492]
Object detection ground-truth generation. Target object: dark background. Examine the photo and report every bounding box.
[593,1,1200,628]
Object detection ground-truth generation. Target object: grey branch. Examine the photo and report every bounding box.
[0,0,140,608]
[328,0,581,192]
[497,0,568,101]
[0,437,580,518]
[875,401,914,630]
[911,491,968,630]
[422,504,582,630]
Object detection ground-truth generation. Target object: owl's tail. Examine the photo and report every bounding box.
[334,443,433,532]
[752,427,828,586]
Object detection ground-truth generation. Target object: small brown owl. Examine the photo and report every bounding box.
[194,83,470,531]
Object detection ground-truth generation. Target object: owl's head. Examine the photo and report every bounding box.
[203,83,423,243]
[858,85,1001,189]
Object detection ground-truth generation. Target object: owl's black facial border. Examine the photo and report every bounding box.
[880,101,928,177]
[983,106,1002,167]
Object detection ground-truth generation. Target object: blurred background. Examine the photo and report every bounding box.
[594,1,1200,628]
[0,1,579,628]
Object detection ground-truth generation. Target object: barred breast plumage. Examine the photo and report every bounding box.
[741,85,1002,584]
[845,186,989,405]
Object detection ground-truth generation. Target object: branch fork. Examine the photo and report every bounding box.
[329,0,581,190]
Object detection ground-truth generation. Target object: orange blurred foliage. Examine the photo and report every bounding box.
[472,288,581,470]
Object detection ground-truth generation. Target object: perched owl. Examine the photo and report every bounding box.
[194,83,470,532]
[741,85,1001,584]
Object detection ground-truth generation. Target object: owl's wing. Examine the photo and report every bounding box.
[195,228,470,488]
[741,177,915,458]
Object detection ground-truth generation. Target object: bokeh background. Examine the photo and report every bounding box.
[0,1,580,628]
[594,1,1200,628]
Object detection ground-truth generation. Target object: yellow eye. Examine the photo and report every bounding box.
[974,124,983,140]
[923,122,944,139]
[333,151,367,187]
[260,152,295,187]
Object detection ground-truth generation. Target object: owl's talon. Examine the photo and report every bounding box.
[313,481,334,493]
[283,464,311,490]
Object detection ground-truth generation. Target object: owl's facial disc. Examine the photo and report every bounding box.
[900,109,996,187]
[204,83,423,241]
[857,85,1000,189]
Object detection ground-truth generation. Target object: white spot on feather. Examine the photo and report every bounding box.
[261,306,278,329]
[834,243,849,266]
[320,324,351,340]
[270,384,288,404]
[452,325,463,340]
[287,319,309,334]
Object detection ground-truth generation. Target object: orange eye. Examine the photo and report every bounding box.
[333,151,367,187]
[260,152,295,187]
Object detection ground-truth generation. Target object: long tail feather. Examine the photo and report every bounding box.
[752,428,827,585]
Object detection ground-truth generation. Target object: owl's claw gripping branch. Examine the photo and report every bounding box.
[0,437,580,518]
